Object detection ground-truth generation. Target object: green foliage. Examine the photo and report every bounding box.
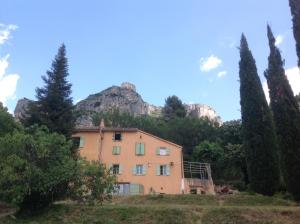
[265,26,300,201]
[191,141,224,179]
[0,103,20,137]
[192,141,224,164]
[218,120,242,146]
[24,44,74,138]
[0,125,77,211]
[69,159,116,204]
[289,0,300,67]
[162,95,186,120]
[295,93,300,105]
[239,34,280,196]
[223,144,248,184]
[92,109,218,155]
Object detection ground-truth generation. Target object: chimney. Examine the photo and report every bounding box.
[99,119,105,129]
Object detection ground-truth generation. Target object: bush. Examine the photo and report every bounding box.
[0,125,77,212]
[69,159,116,204]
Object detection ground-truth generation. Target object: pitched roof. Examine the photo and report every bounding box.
[74,127,138,132]
[74,127,182,148]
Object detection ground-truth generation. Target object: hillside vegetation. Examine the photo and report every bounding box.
[1,194,300,224]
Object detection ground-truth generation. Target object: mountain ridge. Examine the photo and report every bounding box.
[14,82,222,126]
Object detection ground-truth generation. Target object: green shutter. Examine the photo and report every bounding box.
[156,148,160,155]
[117,146,121,154]
[166,165,170,176]
[143,165,147,175]
[140,143,145,155]
[166,149,170,155]
[130,184,140,195]
[156,165,160,176]
[112,146,116,154]
[79,137,85,147]
[119,165,123,174]
[132,166,137,175]
[108,164,113,174]
[135,143,139,155]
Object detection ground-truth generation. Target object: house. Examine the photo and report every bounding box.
[73,122,214,195]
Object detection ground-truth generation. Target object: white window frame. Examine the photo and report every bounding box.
[136,164,143,175]
[156,147,170,156]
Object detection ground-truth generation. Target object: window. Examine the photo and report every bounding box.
[112,164,121,174]
[114,132,122,141]
[136,165,143,175]
[72,137,80,148]
[72,136,85,148]
[156,147,170,156]
[133,164,146,175]
[135,143,145,155]
[156,165,170,176]
[112,146,121,155]
[79,137,85,148]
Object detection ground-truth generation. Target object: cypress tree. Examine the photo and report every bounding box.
[239,34,280,196]
[265,25,300,201]
[289,0,300,67]
[25,44,74,138]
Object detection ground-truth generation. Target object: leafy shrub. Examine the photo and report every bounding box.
[69,159,116,204]
[0,125,77,212]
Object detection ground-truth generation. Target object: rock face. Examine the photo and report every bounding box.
[14,82,222,126]
[76,83,148,116]
[14,98,33,121]
[185,104,221,124]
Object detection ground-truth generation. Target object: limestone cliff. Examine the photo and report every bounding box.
[14,82,222,126]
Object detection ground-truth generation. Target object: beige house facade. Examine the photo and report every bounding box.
[73,126,185,195]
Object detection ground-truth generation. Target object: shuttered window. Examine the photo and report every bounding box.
[112,146,121,155]
[130,183,144,195]
[109,164,123,175]
[132,164,147,175]
[156,165,170,176]
[79,137,85,148]
[156,147,170,156]
[135,143,145,155]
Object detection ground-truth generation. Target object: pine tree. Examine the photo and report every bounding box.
[239,34,280,196]
[289,0,300,67]
[26,44,74,137]
[265,25,300,201]
[162,95,186,120]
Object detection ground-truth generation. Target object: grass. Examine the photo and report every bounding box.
[1,194,299,224]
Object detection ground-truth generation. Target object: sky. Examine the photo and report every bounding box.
[0,0,299,121]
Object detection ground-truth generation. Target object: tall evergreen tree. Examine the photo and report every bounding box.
[239,34,280,196]
[25,44,74,137]
[162,95,186,120]
[265,25,300,201]
[289,0,300,67]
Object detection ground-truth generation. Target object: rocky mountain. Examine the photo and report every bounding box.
[14,82,222,126]
[14,98,32,121]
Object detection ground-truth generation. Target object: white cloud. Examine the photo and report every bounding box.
[200,55,222,72]
[263,66,300,103]
[217,71,227,78]
[0,24,18,45]
[0,55,20,106]
[275,35,284,46]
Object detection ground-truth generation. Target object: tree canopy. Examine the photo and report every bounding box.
[162,95,186,120]
[265,25,300,201]
[239,34,280,196]
[24,44,74,138]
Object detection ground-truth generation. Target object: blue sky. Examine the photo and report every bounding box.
[0,0,298,121]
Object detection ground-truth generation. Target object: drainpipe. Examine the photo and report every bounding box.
[99,119,105,161]
[180,148,185,194]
